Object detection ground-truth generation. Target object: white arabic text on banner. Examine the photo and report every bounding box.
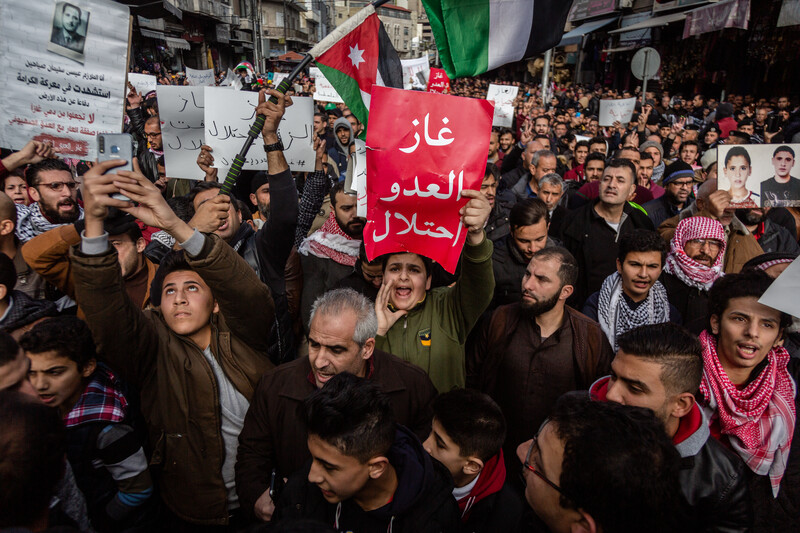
[0,0,130,159]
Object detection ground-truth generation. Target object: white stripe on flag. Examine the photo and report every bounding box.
[488,0,535,71]
[361,89,371,111]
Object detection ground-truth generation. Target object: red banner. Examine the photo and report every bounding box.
[427,68,451,94]
[364,86,494,273]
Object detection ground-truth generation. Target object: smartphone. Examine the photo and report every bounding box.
[97,133,133,201]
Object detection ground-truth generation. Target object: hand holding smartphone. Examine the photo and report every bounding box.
[97,133,133,201]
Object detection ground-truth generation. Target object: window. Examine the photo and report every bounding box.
[403,40,408,49]
[276,11,284,26]
[404,27,409,36]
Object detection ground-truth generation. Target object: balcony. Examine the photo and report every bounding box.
[174,0,233,21]
[263,26,310,43]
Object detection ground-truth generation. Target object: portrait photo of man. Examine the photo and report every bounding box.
[761,145,800,207]
[48,1,90,63]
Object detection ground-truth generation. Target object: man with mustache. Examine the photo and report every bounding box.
[660,217,726,335]
[16,159,81,244]
[469,246,613,475]
[736,207,800,255]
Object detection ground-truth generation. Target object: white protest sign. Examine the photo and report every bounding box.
[760,256,800,318]
[310,66,344,103]
[157,86,205,180]
[185,67,215,87]
[575,134,591,143]
[486,84,519,127]
[204,87,315,172]
[0,0,130,159]
[352,139,367,217]
[599,98,637,127]
[401,54,429,90]
[271,72,289,86]
[128,72,157,96]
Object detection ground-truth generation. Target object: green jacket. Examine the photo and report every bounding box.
[375,236,495,391]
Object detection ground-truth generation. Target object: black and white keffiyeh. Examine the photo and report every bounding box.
[597,272,671,351]
[16,203,83,243]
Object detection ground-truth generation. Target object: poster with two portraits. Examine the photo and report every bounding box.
[717,144,800,208]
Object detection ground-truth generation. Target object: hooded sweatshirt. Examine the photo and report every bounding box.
[275,425,460,533]
[328,117,353,181]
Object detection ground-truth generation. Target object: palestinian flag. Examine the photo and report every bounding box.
[421,0,572,78]
[310,6,402,134]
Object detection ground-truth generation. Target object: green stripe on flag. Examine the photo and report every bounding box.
[423,0,489,78]
[317,63,371,129]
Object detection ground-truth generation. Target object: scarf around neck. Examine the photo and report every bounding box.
[698,330,796,496]
[663,216,725,290]
[16,202,84,243]
[298,211,360,267]
[596,272,670,351]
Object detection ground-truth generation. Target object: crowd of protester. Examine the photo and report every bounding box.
[1,66,800,533]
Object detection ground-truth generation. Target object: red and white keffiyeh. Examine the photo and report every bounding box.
[298,211,359,267]
[699,330,796,496]
[663,217,726,290]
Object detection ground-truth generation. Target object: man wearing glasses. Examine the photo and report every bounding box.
[516,394,688,533]
[643,161,695,228]
[660,217,727,335]
[136,116,163,184]
[16,159,81,243]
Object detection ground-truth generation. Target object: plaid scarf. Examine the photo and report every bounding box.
[663,217,725,290]
[64,363,128,428]
[699,330,796,496]
[596,272,670,351]
[298,211,359,267]
[16,202,84,243]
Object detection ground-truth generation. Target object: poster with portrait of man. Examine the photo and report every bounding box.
[717,144,800,208]
[48,1,90,63]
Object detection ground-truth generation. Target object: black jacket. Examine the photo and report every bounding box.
[274,426,461,533]
[756,219,800,255]
[126,107,159,183]
[560,200,655,308]
[490,234,556,311]
[700,358,800,532]
[460,480,524,533]
[659,271,710,335]
[643,194,683,230]
[485,190,515,243]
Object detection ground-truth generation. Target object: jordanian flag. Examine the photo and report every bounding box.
[421,0,572,78]
[310,5,402,134]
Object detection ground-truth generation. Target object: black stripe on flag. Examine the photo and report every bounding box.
[377,22,403,89]
[523,0,573,59]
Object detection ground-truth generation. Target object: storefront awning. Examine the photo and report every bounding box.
[165,36,191,50]
[558,16,619,46]
[608,12,686,34]
[139,28,165,40]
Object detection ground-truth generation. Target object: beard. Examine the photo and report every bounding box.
[520,289,561,317]
[735,208,763,226]
[257,202,270,220]
[41,198,80,224]
[339,218,365,239]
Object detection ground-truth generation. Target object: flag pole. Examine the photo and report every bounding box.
[218,0,392,196]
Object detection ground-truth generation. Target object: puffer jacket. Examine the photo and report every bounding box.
[71,234,275,526]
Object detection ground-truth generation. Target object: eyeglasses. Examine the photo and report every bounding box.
[144,132,162,138]
[687,238,722,250]
[522,436,567,497]
[38,181,77,192]
[669,180,694,188]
